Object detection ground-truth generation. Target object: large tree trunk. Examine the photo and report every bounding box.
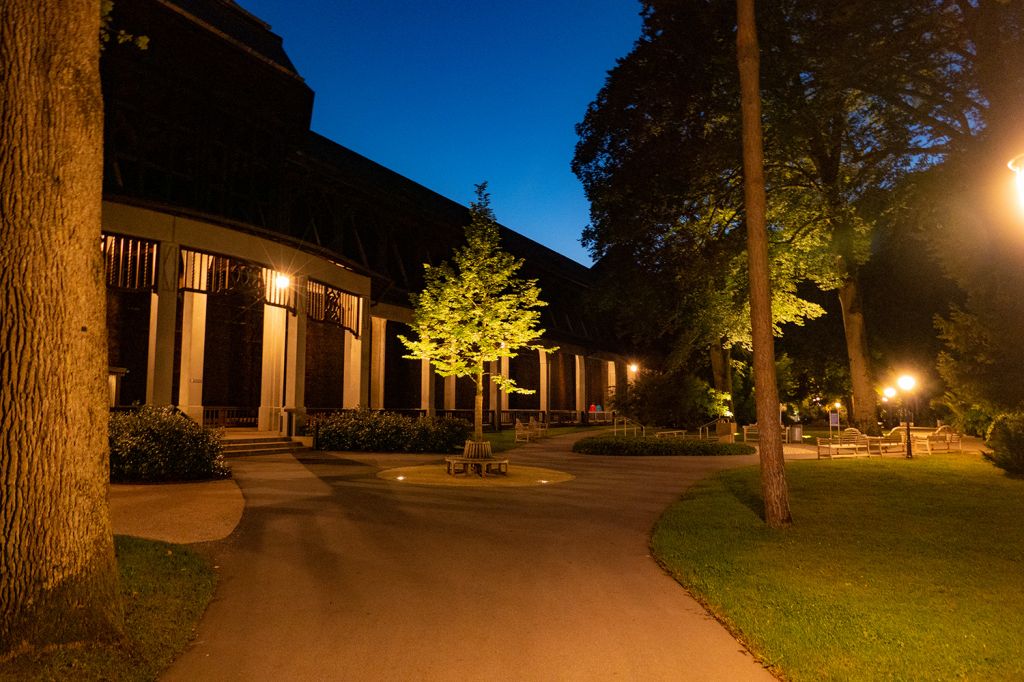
[1,0,123,652]
[709,340,733,410]
[736,0,791,528]
[837,277,878,434]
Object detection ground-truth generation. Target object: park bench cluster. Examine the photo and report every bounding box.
[513,416,548,442]
[816,425,964,459]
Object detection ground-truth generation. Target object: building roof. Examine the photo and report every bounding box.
[101,0,618,353]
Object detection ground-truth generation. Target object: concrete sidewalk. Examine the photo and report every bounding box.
[146,433,775,681]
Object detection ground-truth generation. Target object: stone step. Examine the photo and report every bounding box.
[222,437,295,446]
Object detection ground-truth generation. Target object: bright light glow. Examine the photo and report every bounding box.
[897,374,916,392]
[396,475,406,481]
[883,387,896,399]
[834,401,842,410]
[274,274,291,290]
[881,396,889,403]
[628,363,639,373]
[1009,154,1024,211]
[538,479,549,484]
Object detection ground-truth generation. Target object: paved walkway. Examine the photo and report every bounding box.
[156,433,774,681]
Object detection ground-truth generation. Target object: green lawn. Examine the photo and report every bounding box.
[652,453,1024,680]
[0,536,215,681]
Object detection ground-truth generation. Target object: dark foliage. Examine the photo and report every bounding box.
[572,435,754,457]
[109,406,229,482]
[985,413,1024,475]
[311,410,470,453]
[612,369,726,428]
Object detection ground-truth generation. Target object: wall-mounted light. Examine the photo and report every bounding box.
[1009,153,1024,211]
[274,273,291,290]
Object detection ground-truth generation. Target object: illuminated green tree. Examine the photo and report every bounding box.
[401,184,551,442]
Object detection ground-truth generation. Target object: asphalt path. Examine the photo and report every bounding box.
[164,433,775,681]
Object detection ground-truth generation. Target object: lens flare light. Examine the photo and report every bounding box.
[1010,154,1024,212]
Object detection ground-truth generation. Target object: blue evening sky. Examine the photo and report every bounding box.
[236,0,643,265]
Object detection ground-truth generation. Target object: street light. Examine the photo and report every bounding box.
[897,374,916,458]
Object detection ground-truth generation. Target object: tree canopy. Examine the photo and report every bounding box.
[573,0,984,430]
[400,184,551,441]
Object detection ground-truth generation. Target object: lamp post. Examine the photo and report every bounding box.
[897,374,916,458]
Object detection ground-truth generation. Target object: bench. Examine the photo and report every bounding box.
[514,418,541,442]
[445,439,509,477]
[817,436,872,459]
[528,416,548,437]
[445,457,509,476]
[866,435,905,455]
[744,424,790,443]
[906,426,963,455]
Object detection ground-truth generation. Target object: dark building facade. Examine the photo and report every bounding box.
[100,0,628,432]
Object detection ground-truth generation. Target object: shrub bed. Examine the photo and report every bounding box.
[109,406,230,482]
[572,435,755,456]
[311,410,470,453]
[985,412,1024,474]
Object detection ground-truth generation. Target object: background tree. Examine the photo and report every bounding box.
[613,369,729,429]
[573,1,826,407]
[880,0,1024,433]
[574,0,971,433]
[1,0,123,652]
[737,0,791,528]
[401,184,550,443]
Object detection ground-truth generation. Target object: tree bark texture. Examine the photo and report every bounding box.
[1,0,123,652]
[709,341,733,410]
[473,366,484,442]
[736,0,792,528]
[837,277,878,434]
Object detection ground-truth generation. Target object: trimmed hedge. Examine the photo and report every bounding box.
[985,412,1024,474]
[109,406,230,482]
[572,435,756,456]
[311,410,470,453]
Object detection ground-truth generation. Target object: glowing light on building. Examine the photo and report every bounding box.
[1009,154,1024,211]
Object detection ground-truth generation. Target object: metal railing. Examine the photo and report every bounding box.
[612,416,644,437]
[697,418,721,440]
[202,406,258,428]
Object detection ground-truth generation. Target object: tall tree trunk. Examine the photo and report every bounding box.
[736,0,791,528]
[837,277,878,434]
[1,0,123,652]
[473,366,484,442]
[709,340,733,410]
